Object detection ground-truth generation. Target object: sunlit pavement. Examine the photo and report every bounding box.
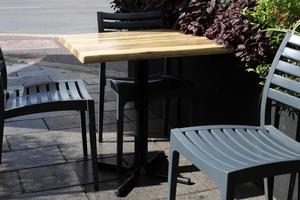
[0,0,112,34]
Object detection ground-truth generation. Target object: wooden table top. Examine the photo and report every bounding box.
[59,29,232,63]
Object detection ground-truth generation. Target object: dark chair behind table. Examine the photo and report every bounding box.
[96,11,193,172]
[0,48,99,190]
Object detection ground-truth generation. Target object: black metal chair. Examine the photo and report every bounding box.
[0,48,99,190]
[97,11,193,172]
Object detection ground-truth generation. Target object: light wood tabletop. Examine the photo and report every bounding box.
[59,29,232,63]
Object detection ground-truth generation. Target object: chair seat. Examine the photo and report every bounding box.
[172,125,300,175]
[5,80,92,111]
[109,75,193,99]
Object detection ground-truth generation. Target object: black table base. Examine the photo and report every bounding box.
[97,60,191,197]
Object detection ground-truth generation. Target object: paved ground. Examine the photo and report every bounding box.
[0,0,112,34]
[0,35,271,199]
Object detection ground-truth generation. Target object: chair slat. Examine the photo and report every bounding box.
[268,89,300,110]
[15,88,23,107]
[21,88,29,106]
[289,34,300,47]
[271,74,300,94]
[49,83,60,101]
[76,80,92,100]
[246,129,295,159]
[210,129,266,163]
[100,11,161,20]
[103,20,162,31]
[28,86,38,105]
[276,60,300,77]
[58,82,70,101]
[198,129,250,165]
[67,81,82,100]
[282,47,300,62]
[5,90,18,108]
[266,125,300,153]
[173,129,233,171]
[258,129,300,156]
[185,131,236,168]
[223,129,273,161]
[38,84,50,103]
[98,11,163,33]
[236,128,288,160]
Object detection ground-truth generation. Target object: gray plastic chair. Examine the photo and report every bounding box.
[167,32,300,200]
[0,48,99,190]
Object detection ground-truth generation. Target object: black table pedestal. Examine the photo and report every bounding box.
[110,60,191,197]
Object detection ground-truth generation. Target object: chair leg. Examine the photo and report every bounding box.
[298,172,300,200]
[288,173,297,200]
[80,110,88,160]
[116,98,125,173]
[220,184,235,200]
[87,100,99,190]
[163,98,170,137]
[167,149,179,200]
[98,63,106,143]
[0,119,4,164]
[264,177,274,200]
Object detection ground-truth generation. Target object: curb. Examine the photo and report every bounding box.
[0,33,60,38]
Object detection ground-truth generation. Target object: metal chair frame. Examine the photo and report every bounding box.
[0,48,99,190]
[168,32,300,200]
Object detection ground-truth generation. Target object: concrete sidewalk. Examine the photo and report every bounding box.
[0,0,112,34]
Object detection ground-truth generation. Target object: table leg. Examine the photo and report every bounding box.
[98,63,106,142]
[114,60,191,197]
[115,59,149,196]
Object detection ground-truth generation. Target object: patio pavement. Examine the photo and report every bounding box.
[0,35,269,199]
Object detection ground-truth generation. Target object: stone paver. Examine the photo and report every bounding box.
[19,163,82,193]
[75,160,117,185]
[85,173,212,200]
[43,115,84,130]
[7,128,85,150]
[6,111,78,122]
[44,111,130,131]
[6,63,43,75]
[6,186,88,200]
[175,189,267,200]
[0,146,65,172]
[0,171,22,197]
[5,118,48,135]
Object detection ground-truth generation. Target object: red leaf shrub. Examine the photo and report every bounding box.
[204,0,277,67]
[176,0,218,35]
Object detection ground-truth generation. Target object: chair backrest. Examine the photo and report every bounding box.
[97,11,163,33]
[260,32,300,125]
[0,48,7,90]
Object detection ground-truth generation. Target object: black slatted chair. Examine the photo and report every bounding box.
[97,11,192,172]
[0,48,99,190]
